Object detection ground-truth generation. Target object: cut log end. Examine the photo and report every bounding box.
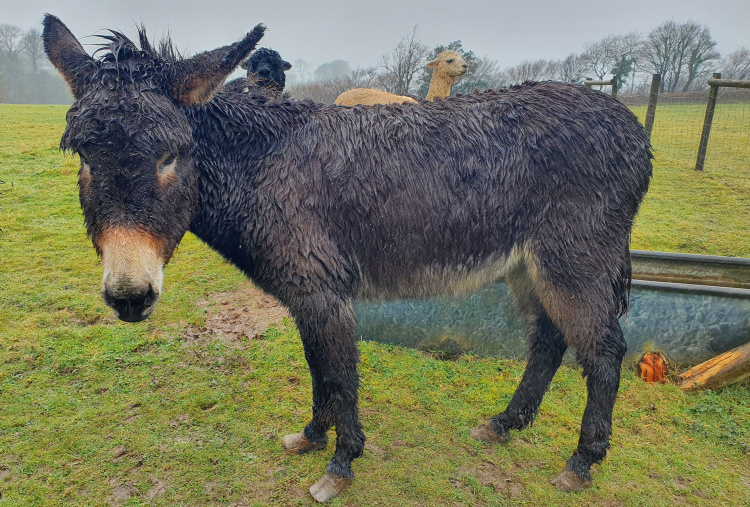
[639,351,669,384]
[679,341,750,391]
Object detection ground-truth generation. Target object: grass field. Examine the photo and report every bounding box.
[0,103,748,506]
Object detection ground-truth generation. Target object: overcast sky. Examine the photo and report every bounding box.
[4,0,748,74]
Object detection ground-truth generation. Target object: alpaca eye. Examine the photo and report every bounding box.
[447,59,454,63]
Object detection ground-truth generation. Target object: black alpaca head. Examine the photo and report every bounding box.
[240,47,291,92]
[42,14,265,322]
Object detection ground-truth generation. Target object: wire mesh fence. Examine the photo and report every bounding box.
[620,87,750,172]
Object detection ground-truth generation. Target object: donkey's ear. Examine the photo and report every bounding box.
[169,24,266,106]
[42,14,97,99]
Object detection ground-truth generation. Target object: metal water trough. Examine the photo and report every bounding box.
[354,251,750,365]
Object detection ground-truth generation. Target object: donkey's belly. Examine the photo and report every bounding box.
[356,248,527,301]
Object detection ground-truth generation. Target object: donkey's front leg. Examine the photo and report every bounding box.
[283,293,365,502]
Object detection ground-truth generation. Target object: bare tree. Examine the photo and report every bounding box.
[608,32,644,89]
[681,23,720,91]
[721,47,750,80]
[0,24,24,59]
[640,20,678,91]
[641,20,720,93]
[349,66,380,89]
[22,28,44,73]
[582,35,617,80]
[503,59,555,84]
[379,26,430,95]
[553,52,588,83]
[288,59,313,85]
[463,55,504,91]
[314,60,352,81]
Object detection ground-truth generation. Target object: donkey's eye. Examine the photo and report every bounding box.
[158,154,177,172]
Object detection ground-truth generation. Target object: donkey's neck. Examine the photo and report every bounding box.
[183,94,307,277]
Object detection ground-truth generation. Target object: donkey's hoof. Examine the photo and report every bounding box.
[309,473,353,503]
[281,432,326,455]
[551,466,591,492]
[469,422,509,444]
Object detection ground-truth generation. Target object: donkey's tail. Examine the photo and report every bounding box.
[615,244,633,318]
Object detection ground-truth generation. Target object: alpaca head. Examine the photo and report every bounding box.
[240,47,291,92]
[426,50,468,80]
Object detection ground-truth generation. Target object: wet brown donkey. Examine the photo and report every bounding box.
[43,14,652,502]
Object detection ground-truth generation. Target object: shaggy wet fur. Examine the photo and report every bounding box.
[43,14,652,497]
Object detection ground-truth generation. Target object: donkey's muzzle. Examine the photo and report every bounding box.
[96,228,167,322]
[102,281,159,322]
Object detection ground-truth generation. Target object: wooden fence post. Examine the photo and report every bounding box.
[582,77,619,98]
[644,74,660,141]
[695,73,722,172]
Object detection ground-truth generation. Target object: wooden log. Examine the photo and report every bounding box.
[679,341,750,391]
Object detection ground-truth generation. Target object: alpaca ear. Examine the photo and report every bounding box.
[426,58,438,69]
[42,14,98,99]
[282,60,292,71]
[168,24,266,105]
[240,59,250,70]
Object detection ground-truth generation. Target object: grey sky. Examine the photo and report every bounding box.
[3,0,748,74]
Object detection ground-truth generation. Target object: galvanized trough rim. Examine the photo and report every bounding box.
[631,279,750,299]
[630,249,750,266]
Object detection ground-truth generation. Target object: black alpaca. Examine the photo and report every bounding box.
[42,15,652,503]
[224,47,291,95]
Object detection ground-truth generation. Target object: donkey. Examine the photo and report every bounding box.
[43,14,652,503]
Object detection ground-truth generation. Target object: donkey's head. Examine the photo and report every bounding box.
[43,14,265,322]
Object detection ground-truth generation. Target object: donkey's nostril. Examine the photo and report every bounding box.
[103,283,158,322]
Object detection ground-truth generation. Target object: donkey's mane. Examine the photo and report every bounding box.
[93,27,181,66]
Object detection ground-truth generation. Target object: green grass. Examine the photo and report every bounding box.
[628,102,750,256]
[1,104,749,506]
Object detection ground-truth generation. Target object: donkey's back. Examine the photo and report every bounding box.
[281,83,652,303]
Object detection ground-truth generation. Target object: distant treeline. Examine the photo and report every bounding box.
[0,25,72,104]
[2,19,749,105]
[284,20,750,104]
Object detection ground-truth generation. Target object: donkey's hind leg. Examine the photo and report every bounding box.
[551,315,626,492]
[529,247,629,492]
[283,291,365,502]
[470,264,567,443]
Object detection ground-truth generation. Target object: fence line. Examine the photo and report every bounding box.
[696,74,750,171]
[584,76,619,98]
[619,73,750,173]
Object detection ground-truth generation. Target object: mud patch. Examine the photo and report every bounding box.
[457,461,524,496]
[109,478,135,504]
[182,282,290,347]
[146,475,168,500]
[477,461,525,496]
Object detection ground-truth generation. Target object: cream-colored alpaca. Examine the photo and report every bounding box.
[334,88,417,106]
[334,50,468,106]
